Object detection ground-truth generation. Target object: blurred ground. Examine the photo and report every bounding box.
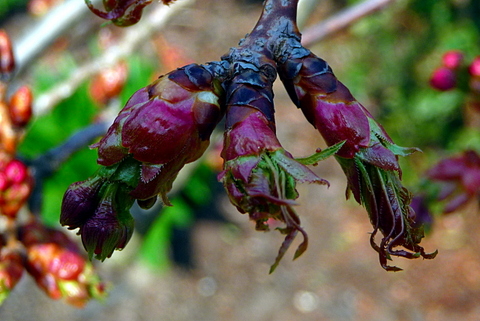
[2,0,480,320]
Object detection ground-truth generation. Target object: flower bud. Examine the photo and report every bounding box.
[0,158,33,218]
[0,248,24,305]
[278,49,436,271]
[469,56,480,78]
[220,68,327,272]
[85,0,153,27]
[0,30,15,80]
[79,184,134,261]
[89,62,128,106]
[9,85,33,127]
[442,50,464,70]
[60,176,105,230]
[429,66,457,91]
[92,63,224,204]
[20,220,108,307]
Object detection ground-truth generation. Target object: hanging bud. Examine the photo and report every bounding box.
[85,0,153,27]
[278,49,436,271]
[79,184,134,261]
[92,63,224,205]
[8,86,33,128]
[219,68,328,273]
[0,30,15,80]
[60,176,105,230]
[19,220,108,307]
[0,248,24,305]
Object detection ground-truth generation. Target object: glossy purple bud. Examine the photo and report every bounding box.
[60,176,105,230]
[80,186,134,261]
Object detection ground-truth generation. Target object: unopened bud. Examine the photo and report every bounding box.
[9,86,33,127]
[442,50,464,70]
[89,62,128,106]
[469,56,480,78]
[0,30,15,80]
[429,67,457,91]
[0,248,24,304]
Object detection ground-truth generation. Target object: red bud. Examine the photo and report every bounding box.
[442,50,464,70]
[9,86,33,127]
[0,30,15,79]
[429,67,457,91]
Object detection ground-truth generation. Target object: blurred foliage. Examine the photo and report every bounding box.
[0,0,28,21]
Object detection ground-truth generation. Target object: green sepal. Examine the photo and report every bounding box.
[295,140,346,165]
[368,118,420,157]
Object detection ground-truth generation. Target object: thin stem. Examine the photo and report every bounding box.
[301,0,397,47]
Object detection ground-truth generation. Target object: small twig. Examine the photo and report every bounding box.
[33,0,194,117]
[301,0,397,47]
[27,121,109,216]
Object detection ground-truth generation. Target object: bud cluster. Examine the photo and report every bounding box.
[0,30,34,220]
[19,220,107,307]
[0,30,107,307]
[277,46,436,271]
[64,0,436,273]
[429,50,480,99]
[62,63,224,261]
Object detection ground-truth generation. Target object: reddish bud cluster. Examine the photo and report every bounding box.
[429,50,480,95]
[65,3,437,273]
[219,68,327,272]
[0,248,24,303]
[18,220,107,307]
[0,157,34,218]
[278,49,436,271]
[62,63,224,261]
[0,32,33,154]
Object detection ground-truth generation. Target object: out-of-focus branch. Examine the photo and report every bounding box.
[301,0,397,47]
[27,121,109,215]
[13,0,103,76]
[33,0,194,117]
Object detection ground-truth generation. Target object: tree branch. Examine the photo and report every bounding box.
[32,0,194,117]
[301,0,397,47]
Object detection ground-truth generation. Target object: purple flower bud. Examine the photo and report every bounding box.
[220,68,327,272]
[92,64,224,204]
[278,50,436,271]
[60,176,105,230]
[80,185,134,261]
